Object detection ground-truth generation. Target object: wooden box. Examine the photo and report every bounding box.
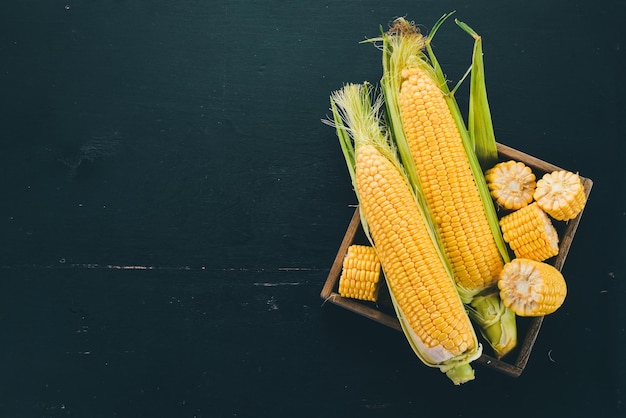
[320,143,593,377]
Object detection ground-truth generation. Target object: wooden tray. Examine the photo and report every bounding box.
[321,143,593,377]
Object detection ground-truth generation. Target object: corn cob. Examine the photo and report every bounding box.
[499,202,559,261]
[380,16,516,358]
[394,47,503,293]
[328,83,481,384]
[534,170,587,221]
[498,258,567,316]
[338,245,381,302]
[484,160,536,210]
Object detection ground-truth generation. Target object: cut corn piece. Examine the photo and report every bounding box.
[499,202,559,261]
[484,160,536,210]
[329,83,481,384]
[338,245,381,302]
[534,170,587,221]
[498,258,567,316]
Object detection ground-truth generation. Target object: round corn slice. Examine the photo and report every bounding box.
[498,258,567,317]
[534,170,586,221]
[484,160,536,210]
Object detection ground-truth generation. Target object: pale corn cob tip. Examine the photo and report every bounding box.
[498,258,567,317]
[484,160,536,210]
[499,202,559,261]
[534,170,587,221]
[338,245,381,302]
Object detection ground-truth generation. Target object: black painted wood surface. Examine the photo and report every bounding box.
[1,1,624,417]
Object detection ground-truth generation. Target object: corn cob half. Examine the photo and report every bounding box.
[338,245,381,302]
[328,83,481,384]
[500,202,559,261]
[498,259,567,316]
[379,16,516,358]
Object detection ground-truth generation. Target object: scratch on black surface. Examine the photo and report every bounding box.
[253,282,306,287]
[0,264,323,273]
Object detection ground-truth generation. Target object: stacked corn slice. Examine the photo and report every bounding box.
[379,17,516,359]
[329,83,481,385]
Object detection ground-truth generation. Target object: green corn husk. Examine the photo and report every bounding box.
[377,13,517,358]
[469,291,518,358]
[326,83,482,384]
[455,19,499,170]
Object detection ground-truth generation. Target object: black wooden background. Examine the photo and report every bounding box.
[1,1,624,417]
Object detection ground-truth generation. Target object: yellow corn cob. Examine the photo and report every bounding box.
[396,63,503,294]
[357,143,477,360]
[499,202,559,261]
[338,245,381,302]
[484,160,536,210]
[498,258,567,316]
[380,18,516,359]
[534,170,587,221]
[329,83,481,384]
